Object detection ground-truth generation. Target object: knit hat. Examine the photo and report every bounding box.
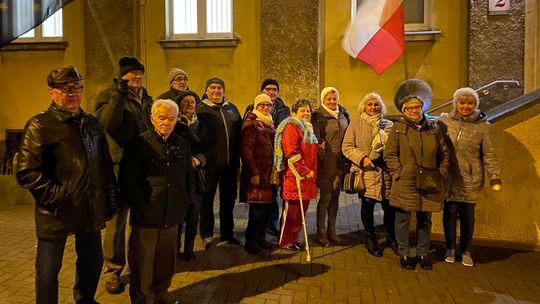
[205,77,225,91]
[47,66,83,86]
[168,68,188,84]
[453,87,479,109]
[260,78,279,92]
[399,96,424,113]
[253,93,272,109]
[118,56,145,76]
[320,87,340,103]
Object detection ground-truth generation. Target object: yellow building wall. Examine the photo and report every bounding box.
[0,1,85,141]
[322,1,468,117]
[141,0,261,112]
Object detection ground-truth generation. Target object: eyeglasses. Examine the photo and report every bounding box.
[54,84,84,94]
[257,103,272,108]
[263,87,278,92]
[403,105,423,112]
[173,77,188,82]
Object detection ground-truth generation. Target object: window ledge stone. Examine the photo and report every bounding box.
[159,37,239,49]
[1,41,68,51]
[405,30,442,42]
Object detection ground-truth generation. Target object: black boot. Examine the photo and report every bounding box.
[365,233,383,257]
[399,256,416,270]
[385,233,398,255]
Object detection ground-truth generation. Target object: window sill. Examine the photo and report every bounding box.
[159,37,239,49]
[405,30,442,42]
[0,41,68,51]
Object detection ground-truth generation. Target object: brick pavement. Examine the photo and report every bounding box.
[0,194,539,303]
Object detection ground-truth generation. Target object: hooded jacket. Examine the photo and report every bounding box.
[438,110,501,203]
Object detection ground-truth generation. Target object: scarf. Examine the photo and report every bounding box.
[202,97,229,108]
[360,112,388,159]
[273,115,318,172]
[179,112,198,126]
[321,103,339,119]
[252,109,274,127]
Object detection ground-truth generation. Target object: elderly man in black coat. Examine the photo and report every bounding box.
[16,66,118,304]
[119,99,195,304]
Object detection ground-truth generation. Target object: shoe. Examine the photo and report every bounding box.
[226,236,241,246]
[292,242,304,251]
[418,256,433,270]
[385,233,399,255]
[444,249,456,263]
[365,233,383,257]
[316,227,330,247]
[183,251,196,262]
[244,241,262,255]
[462,251,474,267]
[105,275,125,294]
[203,237,213,250]
[327,225,346,246]
[257,239,273,250]
[399,256,416,270]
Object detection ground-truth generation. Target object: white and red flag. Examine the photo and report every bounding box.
[342,0,405,74]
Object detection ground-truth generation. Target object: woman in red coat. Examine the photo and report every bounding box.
[274,98,318,250]
[240,94,276,255]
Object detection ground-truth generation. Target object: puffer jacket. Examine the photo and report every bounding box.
[95,81,153,164]
[119,129,196,228]
[384,116,449,212]
[342,117,394,201]
[17,103,118,239]
[438,110,501,203]
[281,123,318,201]
[239,112,275,203]
[196,99,241,171]
[312,105,350,191]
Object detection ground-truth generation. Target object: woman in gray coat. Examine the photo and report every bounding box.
[384,96,449,271]
[342,93,397,257]
[439,87,502,267]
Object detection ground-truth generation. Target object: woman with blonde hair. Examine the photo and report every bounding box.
[342,92,396,256]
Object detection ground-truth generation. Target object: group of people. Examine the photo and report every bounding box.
[15,56,502,304]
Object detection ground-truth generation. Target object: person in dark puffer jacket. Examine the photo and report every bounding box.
[438,87,502,267]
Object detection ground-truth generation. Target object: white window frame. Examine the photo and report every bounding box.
[16,9,63,42]
[351,0,431,32]
[166,0,233,40]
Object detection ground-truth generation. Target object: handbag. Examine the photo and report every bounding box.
[406,132,442,194]
[342,169,364,194]
[194,166,208,193]
[269,166,281,186]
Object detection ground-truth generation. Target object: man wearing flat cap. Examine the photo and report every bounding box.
[95,56,154,294]
[197,77,242,248]
[16,66,118,303]
[157,67,190,101]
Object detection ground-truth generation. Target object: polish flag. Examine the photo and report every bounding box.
[342,0,405,75]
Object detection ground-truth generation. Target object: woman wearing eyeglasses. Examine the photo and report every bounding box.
[384,94,449,271]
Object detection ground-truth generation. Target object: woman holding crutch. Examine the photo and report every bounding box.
[274,98,318,252]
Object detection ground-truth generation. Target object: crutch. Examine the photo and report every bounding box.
[288,154,312,262]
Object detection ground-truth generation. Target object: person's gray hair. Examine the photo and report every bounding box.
[152,99,179,117]
[357,92,387,115]
[291,98,313,113]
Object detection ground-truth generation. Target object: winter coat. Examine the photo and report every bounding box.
[119,129,196,228]
[157,87,186,102]
[196,99,242,171]
[342,117,394,201]
[239,112,275,204]
[280,122,318,201]
[95,81,153,164]
[16,103,118,239]
[438,110,501,203]
[311,105,350,191]
[384,117,449,212]
[244,97,291,128]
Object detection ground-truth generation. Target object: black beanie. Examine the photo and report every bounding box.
[119,56,145,76]
[260,78,279,92]
[205,77,225,91]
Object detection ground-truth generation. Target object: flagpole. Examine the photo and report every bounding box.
[402,34,409,81]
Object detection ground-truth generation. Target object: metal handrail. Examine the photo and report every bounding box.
[427,80,521,114]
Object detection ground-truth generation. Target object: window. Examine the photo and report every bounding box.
[166,0,233,39]
[17,9,63,41]
[351,0,431,32]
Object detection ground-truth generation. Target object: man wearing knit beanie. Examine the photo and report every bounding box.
[196,76,242,248]
[157,67,190,101]
[95,56,154,294]
[243,78,291,236]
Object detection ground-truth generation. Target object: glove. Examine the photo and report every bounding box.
[114,78,130,94]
